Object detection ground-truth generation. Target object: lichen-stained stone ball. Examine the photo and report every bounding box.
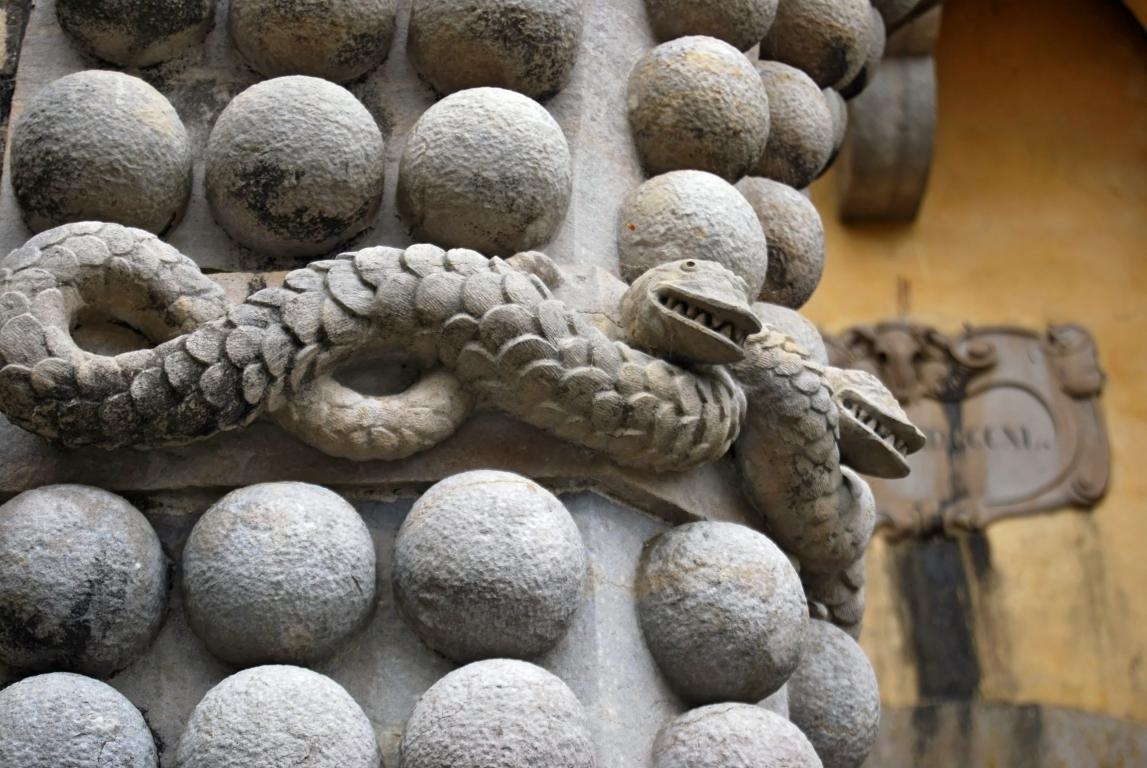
[0,673,158,768]
[56,0,214,67]
[759,0,873,89]
[737,177,825,308]
[787,620,881,768]
[400,659,594,768]
[176,665,380,768]
[627,36,770,182]
[652,703,822,768]
[393,470,587,662]
[0,485,167,677]
[752,302,828,365]
[636,521,808,704]
[642,0,778,52]
[182,482,377,667]
[10,71,192,234]
[752,61,835,190]
[397,87,572,255]
[229,0,397,83]
[618,171,769,296]
[408,0,583,100]
[205,76,385,258]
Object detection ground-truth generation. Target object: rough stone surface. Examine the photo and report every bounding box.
[737,177,825,307]
[759,0,873,88]
[788,620,881,768]
[57,0,214,67]
[760,684,791,719]
[182,482,377,667]
[205,76,385,258]
[0,485,167,677]
[753,61,835,189]
[0,672,158,768]
[752,301,829,365]
[653,703,822,768]
[636,521,808,704]
[400,659,595,768]
[643,0,778,52]
[176,665,380,768]
[838,7,887,100]
[393,470,587,662]
[10,71,192,234]
[618,170,769,297]
[627,36,770,182]
[408,0,583,99]
[229,0,397,83]
[821,88,849,174]
[397,87,572,255]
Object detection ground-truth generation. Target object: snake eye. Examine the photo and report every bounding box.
[682,260,697,271]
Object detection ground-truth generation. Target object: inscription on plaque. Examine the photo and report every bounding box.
[825,322,1109,536]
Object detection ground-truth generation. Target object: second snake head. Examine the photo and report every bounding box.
[620,260,762,365]
[825,366,927,479]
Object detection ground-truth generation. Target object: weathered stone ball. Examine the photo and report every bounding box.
[788,620,881,768]
[737,177,825,307]
[643,0,778,52]
[409,0,583,99]
[176,665,380,768]
[838,7,886,99]
[206,76,385,258]
[229,0,397,83]
[393,470,586,662]
[397,87,571,255]
[182,482,377,667]
[821,88,849,173]
[0,672,158,768]
[627,36,770,182]
[400,659,594,768]
[653,703,822,768]
[57,0,214,67]
[637,521,808,704]
[752,61,835,189]
[759,0,873,89]
[0,485,167,677]
[10,71,192,234]
[752,302,828,365]
[618,171,769,296]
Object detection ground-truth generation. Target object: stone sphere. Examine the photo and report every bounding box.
[838,6,886,99]
[752,61,835,189]
[637,521,808,704]
[57,0,214,67]
[752,302,828,365]
[182,482,377,667]
[643,0,778,52]
[653,704,822,768]
[788,620,881,768]
[229,0,397,83]
[176,665,380,768]
[618,171,769,295]
[10,71,192,234]
[821,88,849,173]
[759,0,872,89]
[393,471,586,662]
[627,36,770,182]
[397,87,571,255]
[0,485,167,677]
[409,0,583,100]
[400,659,594,768]
[737,177,825,307]
[205,76,385,258]
[0,673,158,768]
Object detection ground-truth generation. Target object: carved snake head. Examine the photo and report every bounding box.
[825,366,926,478]
[621,260,762,365]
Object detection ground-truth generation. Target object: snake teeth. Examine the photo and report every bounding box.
[658,294,750,344]
[845,398,909,457]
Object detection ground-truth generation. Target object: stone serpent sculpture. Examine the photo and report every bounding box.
[0,221,924,628]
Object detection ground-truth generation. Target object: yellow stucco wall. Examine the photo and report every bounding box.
[805,0,1147,722]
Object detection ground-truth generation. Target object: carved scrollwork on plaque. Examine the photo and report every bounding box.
[825,321,1110,536]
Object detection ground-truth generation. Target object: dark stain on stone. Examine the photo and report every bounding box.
[892,535,981,700]
[57,0,212,62]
